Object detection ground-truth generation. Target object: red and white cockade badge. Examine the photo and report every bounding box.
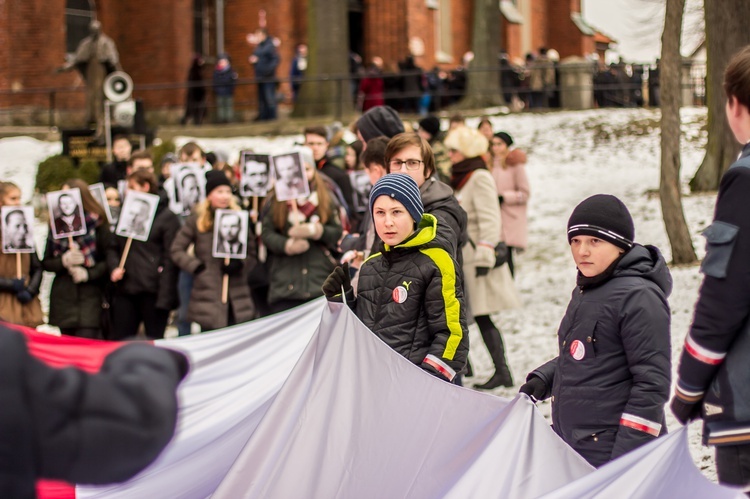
[570,339,586,361]
[392,286,408,303]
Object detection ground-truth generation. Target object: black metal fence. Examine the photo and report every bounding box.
[0,62,707,127]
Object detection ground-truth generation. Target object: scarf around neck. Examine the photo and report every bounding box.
[450,156,488,191]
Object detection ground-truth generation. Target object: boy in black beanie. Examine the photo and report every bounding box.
[519,194,672,467]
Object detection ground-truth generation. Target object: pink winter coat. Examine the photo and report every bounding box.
[491,149,530,249]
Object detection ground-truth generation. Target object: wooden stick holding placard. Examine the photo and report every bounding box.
[68,235,74,248]
[290,198,300,226]
[119,237,133,269]
[251,196,259,223]
[221,257,229,304]
[16,254,22,279]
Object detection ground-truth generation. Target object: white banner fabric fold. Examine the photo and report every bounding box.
[77,298,326,499]
[213,302,594,498]
[540,426,744,499]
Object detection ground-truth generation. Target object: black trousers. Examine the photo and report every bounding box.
[112,292,169,340]
[717,444,750,494]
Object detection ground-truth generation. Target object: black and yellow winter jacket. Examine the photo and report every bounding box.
[353,213,468,381]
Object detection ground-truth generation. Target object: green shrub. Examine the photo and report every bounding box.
[35,155,77,193]
[150,140,176,177]
[36,155,102,193]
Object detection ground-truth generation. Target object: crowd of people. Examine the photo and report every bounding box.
[4,44,750,489]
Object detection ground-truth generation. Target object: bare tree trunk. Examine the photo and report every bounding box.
[292,0,352,118]
[457,0,504,109]
[660,0,697,265]
[690,0,750,191]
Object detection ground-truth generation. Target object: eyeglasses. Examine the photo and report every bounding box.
[388,159,424,171]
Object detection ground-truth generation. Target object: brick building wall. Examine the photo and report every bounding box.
[547,0,592,59]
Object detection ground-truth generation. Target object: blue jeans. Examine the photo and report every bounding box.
[177,270,194,337]
[257,81,277,120]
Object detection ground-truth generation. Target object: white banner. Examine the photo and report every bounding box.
[78,299,743,498]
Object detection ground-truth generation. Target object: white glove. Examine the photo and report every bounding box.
[62,249,85,269]
[284,238,310,256]
[287,223,324,240]
[69,266,89,283]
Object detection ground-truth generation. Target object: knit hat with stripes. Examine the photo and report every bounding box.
[567,194,634,250]
[369,174,424,224]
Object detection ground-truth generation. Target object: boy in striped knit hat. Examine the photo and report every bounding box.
[323,174,468,383]
[519,194,672,467]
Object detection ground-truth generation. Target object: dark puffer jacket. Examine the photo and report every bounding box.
[107,195,181,310]
[0,327,186,498]
[354,214,468,381]
[531,244,672,467]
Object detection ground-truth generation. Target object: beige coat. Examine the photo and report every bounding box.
[455,168,520,316]
[491,152,530,249]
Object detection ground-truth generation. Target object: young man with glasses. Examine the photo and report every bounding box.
[384,133,468,262]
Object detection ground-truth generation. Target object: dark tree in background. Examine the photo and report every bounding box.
[292,0,352,118]
[457,0,504,109]
[660,0,697,264]
[690,0,750,191]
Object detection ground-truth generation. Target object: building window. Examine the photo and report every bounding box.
[435,0,453,63]
[65,0,95,54]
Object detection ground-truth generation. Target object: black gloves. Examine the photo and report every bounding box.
[322,263,351,302]
[163,348,190,380]
[11,278,25,293]
[16,289,33,304]
[193,263,206,275]
[519,376,548,402]
[498,195,504,205]
[476,266,491,277]
[221,259,243,276]
[671,397,701,425]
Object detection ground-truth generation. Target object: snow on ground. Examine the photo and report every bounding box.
[0,106,721,479]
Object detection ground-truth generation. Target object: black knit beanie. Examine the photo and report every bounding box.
[418,115,441,138]
[567,194,634,250]
[495,131,513,147]
[205,169,231,196]
[357,105,405,142]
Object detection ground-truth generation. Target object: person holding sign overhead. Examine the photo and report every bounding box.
[261,148,343,314]
[107,170,180,340]
[171,170,257,332]
[0,182,43,327]
[42,179,111,338]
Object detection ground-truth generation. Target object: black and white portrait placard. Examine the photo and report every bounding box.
[88,182,114,224]
[1,206,35,254]
[212,209,249,259]
[115,190,159,242]
[174,163,206,216]
[47,188,87,239]
[271,152,309,202]
[240,152,271,197]
[349,170,371,213]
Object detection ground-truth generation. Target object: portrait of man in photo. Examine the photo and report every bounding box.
[240,153,271,197]
[1,206,35,253]
[48,188,86,239]
[174,166,205,216]
[272,152,309,201]
[212,209,248,259]
[115,191,159,242]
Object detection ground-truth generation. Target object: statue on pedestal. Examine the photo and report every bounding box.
[57,20,122,134]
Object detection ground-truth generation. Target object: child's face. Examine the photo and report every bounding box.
[372,195,415,247]
[570,235,623,277]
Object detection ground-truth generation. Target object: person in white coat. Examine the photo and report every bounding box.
[445,126,521,389]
